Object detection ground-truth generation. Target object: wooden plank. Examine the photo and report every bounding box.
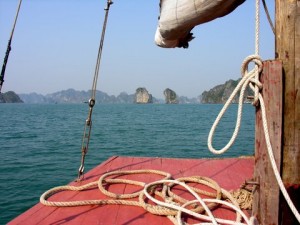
[9,156,254,225]
[275,1,300,224]
[252,60,283,224]
[276,0,299,183]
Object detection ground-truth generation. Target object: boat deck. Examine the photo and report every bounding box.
[9,156,254,225]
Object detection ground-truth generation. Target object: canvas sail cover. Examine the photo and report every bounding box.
[155,0,245,48]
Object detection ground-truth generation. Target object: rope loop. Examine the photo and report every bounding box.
[241,55,263,76]
[97,169,171,199]
[207,54,263,155]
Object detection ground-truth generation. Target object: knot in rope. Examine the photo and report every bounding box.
[241,55,263,106]
[231,188,253,210]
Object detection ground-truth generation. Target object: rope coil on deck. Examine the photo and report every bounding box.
[40,169,254,225]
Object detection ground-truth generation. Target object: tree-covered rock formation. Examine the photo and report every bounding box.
[164,88,178,104]
[200,79,252,104]
[0,91,23,103]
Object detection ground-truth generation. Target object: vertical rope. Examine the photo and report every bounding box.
[253,0,260,106]
[255,0,260,56]
[259,94,300,223]
[262,0,275,34]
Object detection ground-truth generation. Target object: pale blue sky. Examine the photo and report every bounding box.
[1,0,275,98]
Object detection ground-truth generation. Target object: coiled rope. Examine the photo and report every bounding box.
[143,179,251,225]
[207,0,300,223]
[41,169,253,225]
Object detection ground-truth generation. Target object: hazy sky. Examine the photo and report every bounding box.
[1,0,275,98]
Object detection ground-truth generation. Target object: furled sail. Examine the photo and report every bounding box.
[155,0,245,48]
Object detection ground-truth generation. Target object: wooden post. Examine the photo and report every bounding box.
[252,60,283,224]
[275,0,300,224]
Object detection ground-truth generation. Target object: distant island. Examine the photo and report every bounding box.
[0,91,23,103]
[135,88,153,104]
[200,78,252,104]
[1,78,253,104]
[19,89,138,104]
[17,88,199,104]
[164,88,179,104]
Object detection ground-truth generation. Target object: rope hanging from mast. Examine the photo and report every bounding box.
[207,0,300,222]
[77,0,113,181]
[0,0,23,93]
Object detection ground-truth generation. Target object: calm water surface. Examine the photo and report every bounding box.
[0,103,255,223]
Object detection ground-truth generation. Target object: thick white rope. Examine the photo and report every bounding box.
[143,179,252,225]
[41,169,253,225]
[208,0,261,155]
[259,95,300,223]
[207,55,262,155]
[207,0,300,223]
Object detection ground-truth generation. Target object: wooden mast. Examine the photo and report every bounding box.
[253,1,299,224]
[276,0,300,224]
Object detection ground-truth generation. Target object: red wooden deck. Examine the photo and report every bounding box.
[9,156,254,225]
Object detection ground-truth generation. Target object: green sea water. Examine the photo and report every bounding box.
[0,103,255,224]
